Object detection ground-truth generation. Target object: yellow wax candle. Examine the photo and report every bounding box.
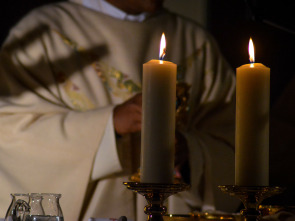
[235,38,270,186]
[141,33,177,183]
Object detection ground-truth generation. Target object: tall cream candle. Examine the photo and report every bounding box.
[140,33,177,183]
[235,38,270,186]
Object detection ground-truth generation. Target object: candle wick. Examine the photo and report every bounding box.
[159,48,166,60]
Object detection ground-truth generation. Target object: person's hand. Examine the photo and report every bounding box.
[175,130,191,184]
[113,93,142,135]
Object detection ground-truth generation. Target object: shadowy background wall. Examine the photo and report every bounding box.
[1,0,294,206]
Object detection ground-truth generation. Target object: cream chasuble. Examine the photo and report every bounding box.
[0,1,239,220]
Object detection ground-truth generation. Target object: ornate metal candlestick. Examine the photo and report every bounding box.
[124,182,190,221]
[218,185,285,221]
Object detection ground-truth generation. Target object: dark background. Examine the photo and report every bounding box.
[208,0,295,107]
[1,0,294,207]
[208,0,295,205]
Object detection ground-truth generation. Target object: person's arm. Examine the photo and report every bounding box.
[92,93,142,180]
[169,34,240,213]
[192,36,240,212]
[0,27,120,220]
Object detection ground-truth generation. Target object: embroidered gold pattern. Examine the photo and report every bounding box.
[63,80,95,111]
[53,30,202,112]
[54,30,141,103]
[92,61,141,100]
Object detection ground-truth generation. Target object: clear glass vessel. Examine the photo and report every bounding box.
[5,193,30,221]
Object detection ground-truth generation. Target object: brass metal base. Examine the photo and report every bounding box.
[124,182,190,221]
[218,185,285,221]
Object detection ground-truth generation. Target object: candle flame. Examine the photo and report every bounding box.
[159,33,166,60]
[248,38,255,63]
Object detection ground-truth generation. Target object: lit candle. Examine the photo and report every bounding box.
[140,33,177,183]
[235,38,270,186]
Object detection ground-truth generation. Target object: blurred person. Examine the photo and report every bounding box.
[0,0,239,220]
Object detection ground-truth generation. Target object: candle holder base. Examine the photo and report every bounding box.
[124,182,190,221]
[218,185,285,221]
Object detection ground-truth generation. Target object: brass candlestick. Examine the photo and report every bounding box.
[218,185,285,221]
[124,182,190,221]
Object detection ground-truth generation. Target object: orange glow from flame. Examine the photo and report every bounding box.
[159,33,166,60]
[249,38,255,63]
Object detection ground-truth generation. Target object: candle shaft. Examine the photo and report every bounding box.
[141,59,176,183]
[235,63,270,186]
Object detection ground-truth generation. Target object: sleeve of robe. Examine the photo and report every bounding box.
[0,14,122,220]
[168,33,240,213]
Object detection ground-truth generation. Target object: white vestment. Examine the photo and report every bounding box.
[0,1,239,220]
